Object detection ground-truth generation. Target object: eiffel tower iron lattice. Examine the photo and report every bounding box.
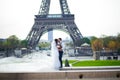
[26,0,83,48]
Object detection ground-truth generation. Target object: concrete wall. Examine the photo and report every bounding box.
[0,71,120,80]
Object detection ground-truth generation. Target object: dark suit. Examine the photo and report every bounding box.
[59,50,63,68]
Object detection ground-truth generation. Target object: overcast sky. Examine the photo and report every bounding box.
[0,0,120,40]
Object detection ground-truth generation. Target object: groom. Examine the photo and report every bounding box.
[58,38,63,68]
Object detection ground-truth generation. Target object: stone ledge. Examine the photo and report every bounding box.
[0,70,120,80]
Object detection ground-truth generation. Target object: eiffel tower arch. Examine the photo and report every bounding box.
[26,0,83,49]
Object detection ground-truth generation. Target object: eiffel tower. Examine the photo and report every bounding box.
[26,0,83,49]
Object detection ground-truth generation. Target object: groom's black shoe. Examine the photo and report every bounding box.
[59,66,62,68]
[59,66,62,69]
[59,67,62,70]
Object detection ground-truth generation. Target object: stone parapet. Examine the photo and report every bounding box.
[0,70,120,80]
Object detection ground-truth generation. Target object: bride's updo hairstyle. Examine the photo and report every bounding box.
[54,39,58,45]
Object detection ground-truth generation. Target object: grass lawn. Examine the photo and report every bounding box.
[64,60,120,67]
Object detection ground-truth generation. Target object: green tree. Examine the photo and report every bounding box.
[82,37,91,45]
[65,41,74,48]
[116,33,120,54]
[117,33,120,42]
[101,36,110,48]
[20,40,27,48]
[6,35,20,49]
[92,39,103,51]
[108,41,117,51]
[90,36,98,43]
[39,42,50,49]
[0,40,4,51]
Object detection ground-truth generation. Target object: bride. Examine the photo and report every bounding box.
[51,39,60,69]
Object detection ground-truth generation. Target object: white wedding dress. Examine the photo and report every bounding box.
[51,40,60,69]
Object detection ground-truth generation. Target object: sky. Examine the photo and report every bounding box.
[0,0,120,40]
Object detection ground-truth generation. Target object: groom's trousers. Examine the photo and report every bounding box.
[59,51,63,68]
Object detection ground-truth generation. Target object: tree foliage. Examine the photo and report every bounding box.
[6,35,20,49]
[65,41,74,48]
[0,33,120,54]
[90,33,120,53]
[91,38,103,51]
[0,35,28,51]
[20,40,27,48]
[82,37,91,45]
[108,41,117,51]
[90,36,98,43]
[38,42,50,49]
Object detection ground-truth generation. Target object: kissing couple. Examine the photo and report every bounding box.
[51,38,63,69]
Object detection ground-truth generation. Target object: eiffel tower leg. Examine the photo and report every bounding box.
[59,0,70,14]
[26,24,43,49]
[66,22,83,47]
